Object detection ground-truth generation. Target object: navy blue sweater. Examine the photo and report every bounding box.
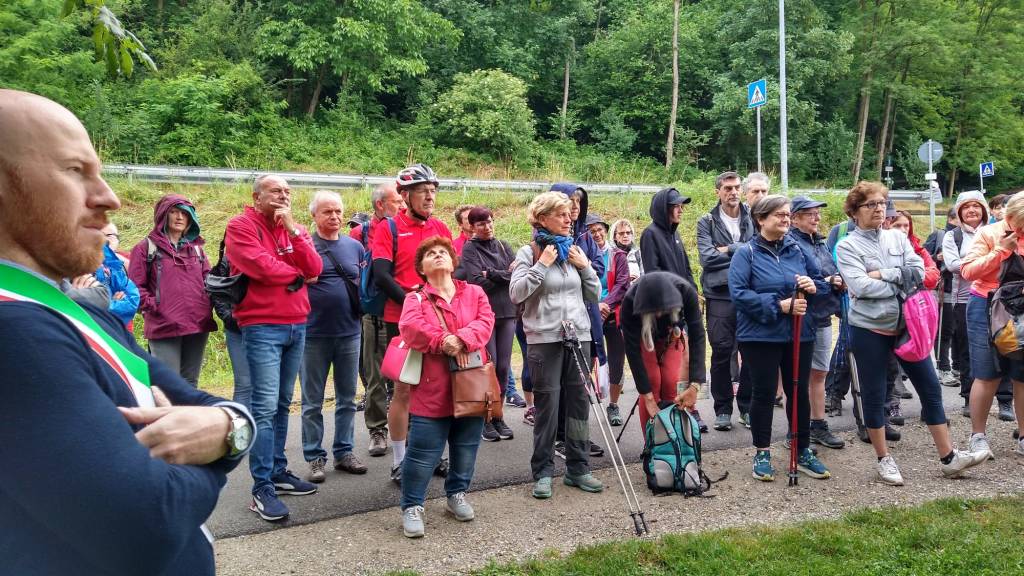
[0,299,247,576]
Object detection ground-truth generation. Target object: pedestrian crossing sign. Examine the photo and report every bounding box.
[980,162,995,178]
[747,79,767,109]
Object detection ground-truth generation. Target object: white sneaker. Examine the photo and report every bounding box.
[877,455,904,486]
[941,449,989,478]
[969,433,995,461]
[445,491,475,521]
[1014,439,1024,458]
[402,505,425,538]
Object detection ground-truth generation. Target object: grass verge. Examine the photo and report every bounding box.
[386,496,1024,576]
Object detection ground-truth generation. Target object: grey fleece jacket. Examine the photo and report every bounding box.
[835,226,923,332]
[509,245,601,344]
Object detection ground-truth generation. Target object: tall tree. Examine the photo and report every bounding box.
[665,0,680,168]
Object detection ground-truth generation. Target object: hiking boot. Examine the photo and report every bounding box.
[607,403,623,426]
[492,418,514,440]
[564,472,604,493]
[876,455,904,486]
[334,452,368,475]
[522,406,536,426]
[402,505,425,538]
[888,405,905,426]
[713,413,732,431]
[942,449,989,478]
[825,395,843,417]
[783,438,818,455]
[689,408,709,433]
[810,420,844,449]
[589,441,605,458]
[998,401,1015,422]
[962,402,971,418]
[532,476,552,499]
[445,492,475,521]
[969,433,995,461]
[752,450,775,482]
[885,424,901,442]
[738,412,751,429]
[390,465,402,485]
[368,429,388,457]
[481,420,501,442]
[271,470,318,495]
[250,485,289,521]
[307,457,326,483]
[506,393,527,408]
[553,441,566,460]
[434,457,449,478]
[797,448,831,479]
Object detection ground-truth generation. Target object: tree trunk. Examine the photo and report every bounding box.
[851,70,872,181]
[665,0,680,169]
[306,64,327,119]
[874,88,893,176]
[560,38,573,140]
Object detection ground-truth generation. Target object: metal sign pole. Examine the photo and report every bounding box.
[756,106,762,172]
[980,169,985,194]
[778,0,789,193]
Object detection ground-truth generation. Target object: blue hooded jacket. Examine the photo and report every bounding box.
[548,183,605,277]
[94,244,140,326]
[728,234,827,343]
[788,228,841,328]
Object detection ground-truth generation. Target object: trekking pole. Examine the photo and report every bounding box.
[562,321,649,536]
[788,291,805,487]
[615,397,640,444]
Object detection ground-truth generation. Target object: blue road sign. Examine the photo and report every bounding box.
[980,161,995,178]
[747,79,767,109]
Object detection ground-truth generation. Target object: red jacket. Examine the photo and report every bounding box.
[453,232,470,255]
[906,220,940,290]
[372,209,452,323]
[398,280,495,418]
[224,206,323,327]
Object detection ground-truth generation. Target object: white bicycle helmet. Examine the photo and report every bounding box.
[395,163,440,190]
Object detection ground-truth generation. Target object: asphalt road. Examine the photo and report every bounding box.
[208,379,964,539]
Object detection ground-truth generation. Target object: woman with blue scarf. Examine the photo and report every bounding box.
[510,192,603,500]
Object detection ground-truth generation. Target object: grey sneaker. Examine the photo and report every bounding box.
[607,403,623,426]
[532,476,552,499]
[307,457,326,483]
[564,472,604,493]
[939,370,959,387]
[445,492,475,521]
[334,452,368,474]
[998,402,1015,422]
[942,449,989,478]
[713,413,732,431]
[1014,438,1024,458]
[738,412,751,429]
[969,433,995,461]
[402,505,425,538]
[877,455,904,486]
[810,420,844,449]
[962,402,971,418]
[368,429,388,457]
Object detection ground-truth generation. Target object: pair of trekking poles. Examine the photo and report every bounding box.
[561,321,649,536]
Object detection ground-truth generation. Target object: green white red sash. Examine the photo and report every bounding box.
[0,262,154,407]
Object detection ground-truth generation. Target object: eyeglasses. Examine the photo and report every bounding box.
[858,200,886,210]
[798,210,821,218]
[771,211,791,220]
[615,230,633,236]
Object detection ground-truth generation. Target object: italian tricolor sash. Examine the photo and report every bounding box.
[0,262,154,407]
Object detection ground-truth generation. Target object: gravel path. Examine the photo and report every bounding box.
[215,416,1024,576]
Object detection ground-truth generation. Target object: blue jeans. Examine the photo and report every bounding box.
[242,323,306,493]
[400,414,484,510]
[850,326,947,429]
[967,294,1009,380]
[226,328,252,410]
[300,335,361,461]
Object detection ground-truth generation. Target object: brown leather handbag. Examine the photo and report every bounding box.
[426,293,503,420]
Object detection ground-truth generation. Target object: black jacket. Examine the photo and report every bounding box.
[696,203,753,299]
[788,227,841,328]
[639,188,696,289]
[455,237,517,319]
[620,271,706,395]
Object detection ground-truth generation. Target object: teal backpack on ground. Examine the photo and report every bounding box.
[642,404,726,496]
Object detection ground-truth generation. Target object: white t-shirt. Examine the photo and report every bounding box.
[720,211,741,243]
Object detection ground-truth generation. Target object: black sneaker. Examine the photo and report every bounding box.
[825,395,843,417]
[689,408,709,433]
[492,418,514,440]
[481,421,501,442]
[390,464,402,485]
[554,440,566,460]
[589,441,604,458]
[885,424,901,442]
[434,457,449,478]
[809,420,844,449]
[888,405,905,426]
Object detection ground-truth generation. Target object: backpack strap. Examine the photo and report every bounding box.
[145,238,162,305]
[954,228,964,251]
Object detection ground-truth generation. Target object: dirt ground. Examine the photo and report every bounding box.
[215,415,1024,576]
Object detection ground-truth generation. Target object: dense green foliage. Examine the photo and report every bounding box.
[3,0,1022,191]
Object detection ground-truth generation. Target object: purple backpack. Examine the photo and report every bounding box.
[894,268,938,362]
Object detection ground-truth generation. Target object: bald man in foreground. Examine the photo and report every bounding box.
[0,89,255,575]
